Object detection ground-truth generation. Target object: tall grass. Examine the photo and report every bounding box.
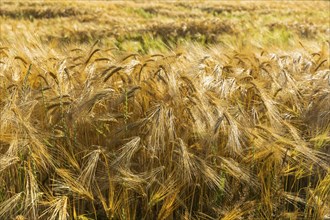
[0,36,329,219]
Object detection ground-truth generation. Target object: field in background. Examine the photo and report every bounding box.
[0,1,329,220]
[1,1,329,52]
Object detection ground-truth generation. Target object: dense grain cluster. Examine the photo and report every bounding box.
[0,35,329,219]
[0,1,329,220]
